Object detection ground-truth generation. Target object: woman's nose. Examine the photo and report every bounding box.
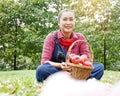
[66,20,71,24]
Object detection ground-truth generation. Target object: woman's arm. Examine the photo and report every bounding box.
[41,33,54,64]
[45,61,71,71]
[77,33,92,62]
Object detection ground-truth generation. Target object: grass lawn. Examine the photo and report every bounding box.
[0,70,41,96]
[0,70,120,96]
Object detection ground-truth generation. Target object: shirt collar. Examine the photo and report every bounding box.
[56,29,78,39]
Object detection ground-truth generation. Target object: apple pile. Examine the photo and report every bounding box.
[69,54,92,66]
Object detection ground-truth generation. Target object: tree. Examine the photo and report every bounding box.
[0,0,70,70]
[0,0,120,70]
[68,0,120,70]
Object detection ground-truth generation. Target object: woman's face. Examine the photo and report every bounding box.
[58,12,75,33]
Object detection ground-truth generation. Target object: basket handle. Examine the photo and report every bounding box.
[66,40,94,63]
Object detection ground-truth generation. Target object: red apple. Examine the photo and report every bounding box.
[69,54,75,62]
[69,54,75,58]
[82,61,92,66]
[70,54,80,64]
[79,54,88,64]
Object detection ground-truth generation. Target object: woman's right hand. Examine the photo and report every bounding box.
[45,61,71,72]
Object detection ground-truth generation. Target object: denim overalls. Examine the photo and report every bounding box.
[36,35,104,82]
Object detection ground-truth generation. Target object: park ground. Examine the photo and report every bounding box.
[0,70,120,96]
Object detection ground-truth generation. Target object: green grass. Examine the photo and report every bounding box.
[101,70,120,84]
[0,70,120,96]
[0,70,42,96]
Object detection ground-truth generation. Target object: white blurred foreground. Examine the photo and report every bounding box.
[40,72,120,96]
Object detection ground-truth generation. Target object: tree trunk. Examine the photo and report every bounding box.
[104,38,106,70]
[14,50,17,70]
[13,19,18,70]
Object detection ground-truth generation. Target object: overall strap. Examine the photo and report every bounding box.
[53,34,66,53]
[54,34,59,44]
[52,34,67,63]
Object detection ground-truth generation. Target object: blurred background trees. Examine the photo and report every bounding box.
[0,0,120,70]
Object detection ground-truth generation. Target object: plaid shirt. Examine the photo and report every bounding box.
[41,30,91,64]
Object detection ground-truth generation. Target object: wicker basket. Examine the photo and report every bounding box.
[66,40,94,80]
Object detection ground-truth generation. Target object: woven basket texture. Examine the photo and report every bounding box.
[66,40,94,80]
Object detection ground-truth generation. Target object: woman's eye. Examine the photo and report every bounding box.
[63,18,74,21]
[70,18,73,21]
[63,18,67,21]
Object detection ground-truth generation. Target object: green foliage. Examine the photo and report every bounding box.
[0,0,61,70]
[0,0,120,70]
[69,0,120,70]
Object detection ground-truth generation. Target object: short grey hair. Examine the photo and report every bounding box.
[58,9,75,23]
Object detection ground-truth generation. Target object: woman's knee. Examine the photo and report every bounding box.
[94,62,104,71]
[36,64,47,74]
[91,62,104,80]
[36,64,45,82]
[97,63,104,77]
[36,63,61,82]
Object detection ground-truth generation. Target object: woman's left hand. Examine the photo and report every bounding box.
[60,62,71,72]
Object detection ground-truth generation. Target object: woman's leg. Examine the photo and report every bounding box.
[88,62,104,80]
[36,62,61,82]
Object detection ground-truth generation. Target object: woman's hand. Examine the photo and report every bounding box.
[60,62,71,72]
[45,61,71,72]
